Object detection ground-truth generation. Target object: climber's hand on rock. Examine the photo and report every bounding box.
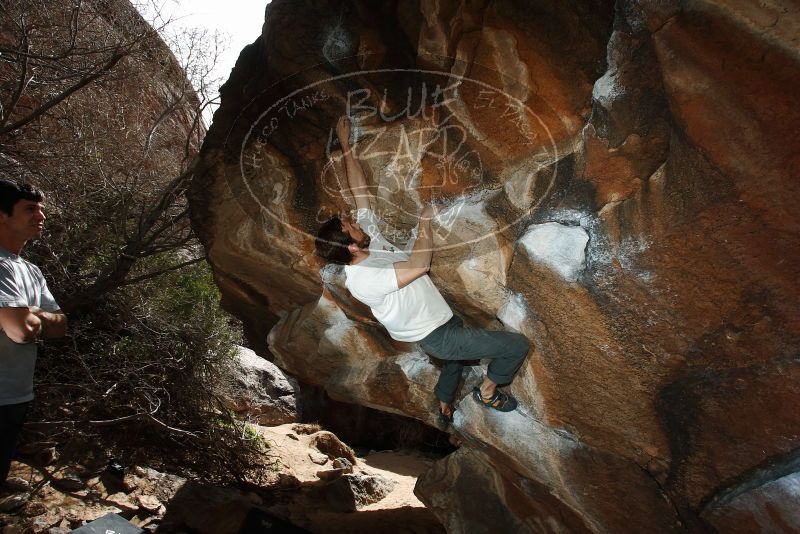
[420,204,437,221]
[336,116,351,145]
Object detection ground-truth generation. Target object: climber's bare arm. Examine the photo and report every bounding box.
[337,116,372,212]
[394,205,435,289]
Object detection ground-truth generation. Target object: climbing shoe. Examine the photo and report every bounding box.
[436,406,454,430]
[472,387,518,412]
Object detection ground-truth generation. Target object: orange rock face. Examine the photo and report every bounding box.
[190,0,800,531]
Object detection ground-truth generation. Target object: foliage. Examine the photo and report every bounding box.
[1,1,270,482]
[1,0,224,313]
[30,260,273,482]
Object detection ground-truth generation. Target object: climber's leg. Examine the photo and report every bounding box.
[481,332,529,386]
[478,375,498,399]
[433,359,465,404]
[420,314,530,406]
[421,316,466,403]
[434,320,530,386]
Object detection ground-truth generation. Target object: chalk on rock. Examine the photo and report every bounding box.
[519,222,589,282]
[497,292,528,333]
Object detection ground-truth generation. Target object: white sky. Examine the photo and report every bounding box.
[136,1,270,122]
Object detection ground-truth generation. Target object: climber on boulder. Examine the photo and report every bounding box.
[315,116,530,427]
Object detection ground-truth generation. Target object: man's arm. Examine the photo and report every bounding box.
[337,116,372,211]
[31,306,68,339]
[0,307,43,343]
[0,307,67,343]
[394,205,435,289]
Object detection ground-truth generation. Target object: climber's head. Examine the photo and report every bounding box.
[315,214,370,265]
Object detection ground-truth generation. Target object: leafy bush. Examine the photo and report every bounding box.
[29,257,275,482]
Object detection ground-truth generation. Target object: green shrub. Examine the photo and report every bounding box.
[31,257,274,483]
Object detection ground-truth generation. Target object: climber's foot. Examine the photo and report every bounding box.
[436,402,454,429]
[472,387,518,412]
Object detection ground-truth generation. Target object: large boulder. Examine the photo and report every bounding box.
[309,431,357,464]
[189,0,800,531]
[217,346,299,425]
[322,472,396,512]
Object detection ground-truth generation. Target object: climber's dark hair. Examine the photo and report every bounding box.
[0,180,45,216]
[316,216,355,265]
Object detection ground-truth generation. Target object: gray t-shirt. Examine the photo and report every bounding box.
[0,246,59,405]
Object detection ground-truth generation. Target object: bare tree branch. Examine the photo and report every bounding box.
[0,30,32,129]
[0,49,126,136]
[118,256,204,287]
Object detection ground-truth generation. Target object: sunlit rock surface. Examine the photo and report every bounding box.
[189,0,800,531]
[216,346,299,425]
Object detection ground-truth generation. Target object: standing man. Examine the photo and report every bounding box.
[315,117,529,427]
[0,180,67,489]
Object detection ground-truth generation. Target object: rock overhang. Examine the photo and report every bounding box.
[189,1,800,531]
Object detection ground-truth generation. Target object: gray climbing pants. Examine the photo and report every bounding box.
[419,315,530,404]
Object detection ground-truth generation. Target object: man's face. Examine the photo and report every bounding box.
[1,200,46,241]
[341,216,370,249]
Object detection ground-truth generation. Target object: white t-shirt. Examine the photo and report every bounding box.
[344,208,452,342]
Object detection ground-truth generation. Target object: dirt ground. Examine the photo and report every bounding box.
[0,423,446,534]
